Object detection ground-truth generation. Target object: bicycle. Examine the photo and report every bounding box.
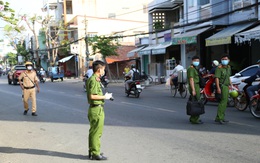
[249,89,260,119]
[171,82,187,98]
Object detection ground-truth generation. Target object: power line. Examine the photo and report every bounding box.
[35,2,260,52]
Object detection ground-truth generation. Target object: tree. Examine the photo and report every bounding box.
[88,35,120,80]
[0,1,18,27]
[6,52,17,66]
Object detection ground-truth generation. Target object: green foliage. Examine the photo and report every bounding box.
[0,1,18,26]
[88,35,119,59]
[60,39,70,55]
[17,43,30,61]
[6,52,17,65]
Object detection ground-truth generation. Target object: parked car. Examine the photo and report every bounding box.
[7,65,27,85]
[231,64,259,91]
[47,66,64,82]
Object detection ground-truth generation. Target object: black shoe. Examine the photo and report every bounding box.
[89,151,104,159]
[215,119,228,124]
[23,110,28,115]
[91,155,107,160]
[32,113,38,116]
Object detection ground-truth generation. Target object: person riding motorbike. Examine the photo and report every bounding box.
[170,60,184,87]
[209,60,219,75]
[242,59,260,100]
[125,64,139,91]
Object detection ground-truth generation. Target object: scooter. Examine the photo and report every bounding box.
[249,89,260,119]
[233,81,252,111]
[37,72,46,83]
[125,76,143,98]
[200,74,237,106]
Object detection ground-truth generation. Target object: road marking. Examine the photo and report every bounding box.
[121,101,176,113]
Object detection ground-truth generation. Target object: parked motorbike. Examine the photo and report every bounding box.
[83,74,109,92]
[249,89,260,119]
[200,74,237,106]
[140,71,153,84]
[233,81,252,111]
[125,76,143,98]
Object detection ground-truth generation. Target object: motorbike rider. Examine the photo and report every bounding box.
[170,60,184,87]
[125,64,139,91]
[86,66,93,78]
[241,60,260,100]
[209,60,219,75]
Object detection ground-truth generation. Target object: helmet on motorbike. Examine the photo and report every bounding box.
[229,90,239,98]
[212,60,219,67]
[25,61,33,66]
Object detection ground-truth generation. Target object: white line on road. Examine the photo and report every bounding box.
[121,101,176,113]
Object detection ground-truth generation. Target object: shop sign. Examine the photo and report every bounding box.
[206,36,231,46]
[172,36,196,45]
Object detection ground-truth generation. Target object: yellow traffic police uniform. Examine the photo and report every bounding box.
[19,70,38,113]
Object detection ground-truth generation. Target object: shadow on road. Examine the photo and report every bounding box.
[0,146,88,160]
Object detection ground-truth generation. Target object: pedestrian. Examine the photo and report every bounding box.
[124,65,130,74]
[18,61,40,116]
[214,55,232,124]
[86,60,112,160]
[187,56,203,124]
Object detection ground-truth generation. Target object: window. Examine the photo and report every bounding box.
[199,0,210,6]
[66,1,73,14]
[233,0,252,11]
[108,13,116,19]
[152,12,165,30]
[188,0,195,7]
[240,66,258,76]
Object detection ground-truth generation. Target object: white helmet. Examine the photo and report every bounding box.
[212,60,219,66]
[40,68,43,71]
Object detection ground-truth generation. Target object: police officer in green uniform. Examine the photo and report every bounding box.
[214,55,232,124]
[86,60,112,160]
[187,56,203,124]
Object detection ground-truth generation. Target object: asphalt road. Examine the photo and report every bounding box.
[0,76,259,163]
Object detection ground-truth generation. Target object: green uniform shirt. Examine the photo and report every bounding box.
[86,74,104,105]
[187,65,199,88]
[214,65,231,86]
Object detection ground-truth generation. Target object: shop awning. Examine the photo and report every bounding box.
[58,55,74,63]
[172,27,211,45]
[127,46,146,57]
[206,23,254,46]
[235,25,260,44]
[138,45,157,55]
[152,42,172,55]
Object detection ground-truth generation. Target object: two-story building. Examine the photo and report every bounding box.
[142,0,259,78]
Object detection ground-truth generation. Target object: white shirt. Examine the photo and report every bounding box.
[86,69,93,78]
[171,65,184,76]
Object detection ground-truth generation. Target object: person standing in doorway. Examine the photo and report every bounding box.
[18,61,40,116]
[86,60,112,160]
[214,55,232,124]
[187,56,203,124]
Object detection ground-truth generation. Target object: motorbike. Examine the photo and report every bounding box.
[249,89,260,119]
[233,81,252,111]
[200,74,237,106]
[140,71,153,84]
[125,76,143,98]
[37,72,46,83]
[83,74,109,92]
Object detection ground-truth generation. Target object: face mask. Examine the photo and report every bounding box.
[192,62,200,67]
[221,60,229,66]
[27,66,33,70]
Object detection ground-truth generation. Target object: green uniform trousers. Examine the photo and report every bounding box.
[216,85,229,121]
[88,105,104,156]
[189,84,201,123]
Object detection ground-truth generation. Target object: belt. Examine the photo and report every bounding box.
[24,86,35,89]
[90,104,104,107]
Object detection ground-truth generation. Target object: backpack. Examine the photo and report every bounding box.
[132,69,140,81]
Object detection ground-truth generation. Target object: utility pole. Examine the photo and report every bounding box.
[84,15,89,69]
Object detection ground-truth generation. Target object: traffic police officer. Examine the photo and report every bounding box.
[214,55,232,124]
[187,56,203,124]
[18,61,40,116]
[86,60,112,160]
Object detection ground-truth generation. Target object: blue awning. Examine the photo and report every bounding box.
[151,42,172,55]
[127,46,146,57]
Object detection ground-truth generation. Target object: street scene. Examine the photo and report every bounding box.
[0,77,259,163]
[0,0,260,162]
